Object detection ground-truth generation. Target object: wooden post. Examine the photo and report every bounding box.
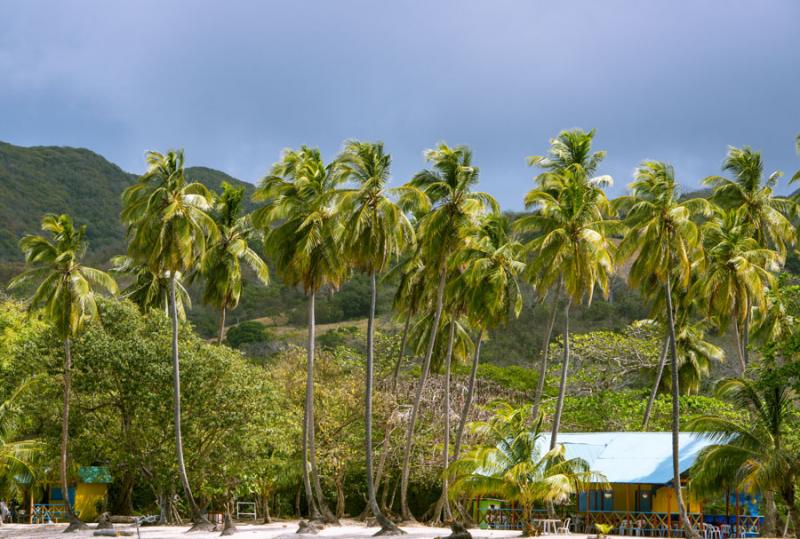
[475,496,480,525]
[735,490,740,537]
[667,490,673,538]
[627,484,631,513]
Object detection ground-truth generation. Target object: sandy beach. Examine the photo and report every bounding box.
[0,520,579,539]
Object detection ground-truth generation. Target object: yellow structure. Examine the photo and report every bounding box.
[600,483,703,514]
[48,466,112,522]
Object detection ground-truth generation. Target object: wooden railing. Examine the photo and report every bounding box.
[470,505,761,537]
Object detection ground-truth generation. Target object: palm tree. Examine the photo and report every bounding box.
[615,161,711,539]
[704,146,797,258]
[252,146,345,525]
[452,214,524,461]
[110,255,192,318]
[517,128,602,418]
[398,143,497,521]
[448,402,604,536]
[9,214,117,532]
[516,129,617,450]
[698,209,780,372]
[0,378,42,528]
[200,181,269,344]
[121,150,217,530]
[335,140,413,535]
[688,376,800,537]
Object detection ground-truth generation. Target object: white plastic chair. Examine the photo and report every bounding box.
[558,518,571,534]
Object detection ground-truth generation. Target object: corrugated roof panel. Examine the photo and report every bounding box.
[538,432,714,485]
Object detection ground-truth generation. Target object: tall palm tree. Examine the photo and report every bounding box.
[704,146,797,257]
[121,150,217,530]
[518,130,605,418]
[615,161,711,539]
[688,376,800,537]
[516,129,617,450]
[335,140,413,535]
[9,214,117,532]
[698,209,780,372]
[398,143,497,521]
[448,402,604,537]
[200,181,269,344]
[252,146,345,525]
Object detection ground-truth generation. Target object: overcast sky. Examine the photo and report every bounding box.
[2,1,799,209]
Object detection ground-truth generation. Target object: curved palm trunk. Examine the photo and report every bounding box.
[642,335,670,430]
[453,329,483,459]
[391,314,412,391]
[61,338,87,533]
[732,300,746,374]
[366,273,405,535]
[663,277,701,539]
[532,285,561,419]
[300,291,323,523]
[432,323,456,525]
[217,306,226,345]
[550,298,572,450]
[169,275,213,531]
[399,270,447,522]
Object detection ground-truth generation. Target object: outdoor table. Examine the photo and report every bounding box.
[534,518,562,534]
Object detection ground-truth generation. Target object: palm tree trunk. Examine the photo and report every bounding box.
[300,291,323,523]
[432,322,456,524]
[732,302,746,374]
[532,285,561,419]
[642,335,670,430]
[169,275,213,531]
[663,278,701,539]
[308,404,337,523]
[366,272,404,535]
[550,298,572,449]
[217,306,226,345]
[399,269,447,522]
[743,298,751,367]
[61,337,87,533]
[453,329,483,460]
[391,313,412,391]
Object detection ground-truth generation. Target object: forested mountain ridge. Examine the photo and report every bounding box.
[0,141,255,263]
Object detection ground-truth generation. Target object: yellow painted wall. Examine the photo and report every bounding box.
[653,486,702,513]
[74,483,107,521]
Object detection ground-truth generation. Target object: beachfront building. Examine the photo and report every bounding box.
[22,466,112,523]
[472,432,762,537]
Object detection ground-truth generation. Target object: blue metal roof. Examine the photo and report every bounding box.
[538,432,715,485]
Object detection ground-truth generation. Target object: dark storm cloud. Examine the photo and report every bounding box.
[2,1,799,209]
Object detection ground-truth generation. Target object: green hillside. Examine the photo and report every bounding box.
[0,141,255,265]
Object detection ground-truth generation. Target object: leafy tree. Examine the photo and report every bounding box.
[615,161,711,538]
[225,320,272,349]
[398,143,496,521]
[252,146,345,524]
[335,139,413,534]
[200,181,269,344]
[449,402,604,536]
[9,213,117,531]
[120,149,218,530]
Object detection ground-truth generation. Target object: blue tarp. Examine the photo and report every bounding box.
[538,432,715,484]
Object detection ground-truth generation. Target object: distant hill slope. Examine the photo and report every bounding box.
[0,141,254,263]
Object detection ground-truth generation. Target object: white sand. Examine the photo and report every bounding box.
[0,520,584,539]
